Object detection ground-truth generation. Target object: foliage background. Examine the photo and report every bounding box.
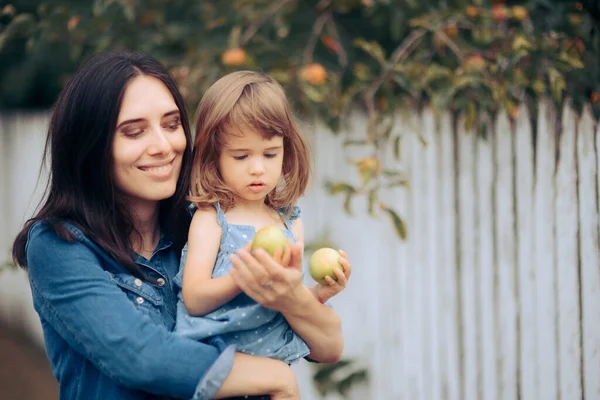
[1,0,598,237]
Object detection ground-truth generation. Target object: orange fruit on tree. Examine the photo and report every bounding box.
[465,6,479,18]
[221,48,247,66]
[300,63,327,85]
[512,6,528,21]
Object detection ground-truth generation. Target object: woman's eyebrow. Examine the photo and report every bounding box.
[116,110,180,130]
[116,118,145,130]
[162,110,180,118]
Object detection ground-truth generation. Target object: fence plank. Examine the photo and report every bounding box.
[402,118,420,400]
[579,107,600,400]
[389,119,408,399]
[457,118,479,400]
[423,112,442,400]
[438,114,461,400]
[535,101,559,399]
[555,105,582,399]
[410,115,429,400]
[495,112,518,400]
[514,106,537,400]
[476,119,497,400]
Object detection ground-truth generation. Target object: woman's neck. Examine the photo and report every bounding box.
[129,201,161,257]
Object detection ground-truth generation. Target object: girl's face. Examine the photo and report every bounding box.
[218,128,284,206]
[112,75,186,208]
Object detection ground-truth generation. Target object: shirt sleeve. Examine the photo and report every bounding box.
[26,223,234,400]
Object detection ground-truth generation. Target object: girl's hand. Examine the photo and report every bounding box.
[313,249,352,304]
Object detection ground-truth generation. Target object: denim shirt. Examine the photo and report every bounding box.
[25,220,235,400]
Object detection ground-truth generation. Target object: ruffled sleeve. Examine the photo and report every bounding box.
[278,205,301,221]
[288,205,301,221]
[278,205,301,232]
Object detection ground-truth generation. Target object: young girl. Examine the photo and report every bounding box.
[174,71,352,365]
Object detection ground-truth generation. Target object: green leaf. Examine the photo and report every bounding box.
[381,205,407,239]
[325,182,356,195]
[559,51,585,69]
[367,189,378,216]
[393,135,401,160]
[343,190,354,215]
[454,76,484,91]
[512,35,532,51]
[227,25,241,49]
[419,64,452,89]
[343,139,368,148]
[548,68,565,103]
[464,102,477,132]
[382,169,404,177]
[303,85,325,103]
[353,38,386,65]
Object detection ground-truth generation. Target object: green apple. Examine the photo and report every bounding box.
[252,225,289,257]
[308,248,342,284]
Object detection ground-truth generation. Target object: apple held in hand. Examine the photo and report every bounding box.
[252,225,289,257]
[309,248,342,284]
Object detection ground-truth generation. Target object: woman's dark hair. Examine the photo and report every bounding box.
[12,52,193,280]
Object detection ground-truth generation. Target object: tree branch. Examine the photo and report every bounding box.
[326,18,348,67]
[302,12,330,64]
[364,28,427,117]
[240,0,296,46]
[434,30,463,60]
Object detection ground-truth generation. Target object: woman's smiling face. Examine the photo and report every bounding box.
[112,75,187,208]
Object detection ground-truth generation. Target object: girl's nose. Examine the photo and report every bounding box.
[249,158,265,175]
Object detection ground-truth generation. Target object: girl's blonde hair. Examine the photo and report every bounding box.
[189,71,311,212]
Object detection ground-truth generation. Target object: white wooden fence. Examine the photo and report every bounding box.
[1,102,599,399]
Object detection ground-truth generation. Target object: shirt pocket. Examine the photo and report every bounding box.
[109,272,164,325]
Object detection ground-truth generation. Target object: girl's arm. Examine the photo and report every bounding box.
[181,208,242,316]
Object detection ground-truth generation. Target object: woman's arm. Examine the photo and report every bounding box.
[182,208,242,316]
[26,223,294,399]
[229,240,344,364]
[214,353,299,399]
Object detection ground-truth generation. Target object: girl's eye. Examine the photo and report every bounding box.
[264,153,278,158]
[233,155,248,160]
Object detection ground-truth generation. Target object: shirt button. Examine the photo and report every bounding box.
[134,278,142,287]
[136,297,144,304]
[157,278,165,287]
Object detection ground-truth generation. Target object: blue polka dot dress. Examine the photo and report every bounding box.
[174,203,310,364]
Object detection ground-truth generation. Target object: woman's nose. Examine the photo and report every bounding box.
[147,127,172,155]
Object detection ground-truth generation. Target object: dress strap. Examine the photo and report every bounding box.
[280,205,301,232]
[212,202,229,244]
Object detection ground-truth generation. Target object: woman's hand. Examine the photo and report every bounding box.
[215,353,299,399]
[228,241,307,314]
[270,367,300,400]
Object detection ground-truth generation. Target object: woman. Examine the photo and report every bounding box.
[11,52,343,400]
